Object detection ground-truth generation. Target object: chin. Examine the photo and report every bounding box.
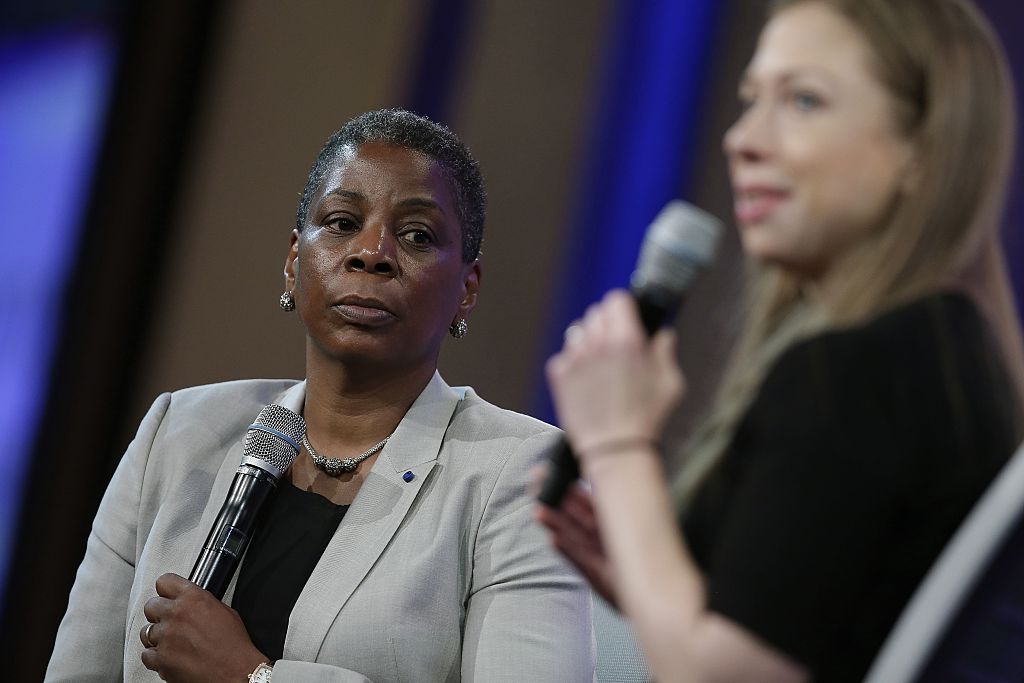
[739,228,782,263]
[741,242,809,278]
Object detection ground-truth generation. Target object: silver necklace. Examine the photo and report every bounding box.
[302,433,390,476]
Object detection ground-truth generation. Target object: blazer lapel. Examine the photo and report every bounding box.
[283,372,462,662]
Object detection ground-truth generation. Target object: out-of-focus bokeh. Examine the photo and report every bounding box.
[1,1,1021,677]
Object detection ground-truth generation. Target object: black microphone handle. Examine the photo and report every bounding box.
[537,440,580,507]
[537,287,680,508]
[189,464,277,600]
[633,287,679,337]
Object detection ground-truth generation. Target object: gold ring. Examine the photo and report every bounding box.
[142,622,156,648]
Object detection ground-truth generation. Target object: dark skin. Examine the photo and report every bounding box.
[140,574,265,680]
[140,141,482,680]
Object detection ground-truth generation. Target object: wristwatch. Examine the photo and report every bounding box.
[248,662,273,682]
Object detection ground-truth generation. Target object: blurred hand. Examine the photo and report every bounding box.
[546,290,685,464]
[140,573,266,682]
[535,478,619,608]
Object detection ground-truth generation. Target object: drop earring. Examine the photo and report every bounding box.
[279,290,295,311]
[449,318,468,339]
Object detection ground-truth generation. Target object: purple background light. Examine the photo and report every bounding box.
[0,25,115,605]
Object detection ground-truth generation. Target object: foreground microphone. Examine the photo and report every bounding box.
[537,201,722,507]
[189,404,305,599]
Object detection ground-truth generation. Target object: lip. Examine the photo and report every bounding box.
[733,184,791,224]
[331,295,396,326]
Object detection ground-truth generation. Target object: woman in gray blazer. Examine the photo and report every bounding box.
[46,109,594,682]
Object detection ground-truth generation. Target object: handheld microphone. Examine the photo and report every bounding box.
[189,404,305,599]
[537,200,722,507]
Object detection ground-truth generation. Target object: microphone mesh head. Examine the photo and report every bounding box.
[631,200,722,295]
[241,404,305,475]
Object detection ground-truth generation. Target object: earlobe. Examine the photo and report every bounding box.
[458,260,482,317]
[284,229,300,290]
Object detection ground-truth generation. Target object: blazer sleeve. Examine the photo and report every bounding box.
[45,393,171,682]
[462,430,596,682]
[269,661,374,682]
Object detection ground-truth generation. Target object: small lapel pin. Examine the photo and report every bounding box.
[403,471,415,482]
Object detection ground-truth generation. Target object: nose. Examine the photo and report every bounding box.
[343,223,398,275]
[723,102,772,164]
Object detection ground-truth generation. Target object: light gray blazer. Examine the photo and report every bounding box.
[46,374,595,682]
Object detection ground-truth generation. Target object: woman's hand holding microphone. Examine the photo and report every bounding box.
[538,289,686,607]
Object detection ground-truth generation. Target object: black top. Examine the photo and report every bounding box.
[682,292,1021,682]
[233,478,349,662]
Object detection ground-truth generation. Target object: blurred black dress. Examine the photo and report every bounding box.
[683,292,1021,682]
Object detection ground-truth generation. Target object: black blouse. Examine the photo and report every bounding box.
[682,293,1021,681]
[233,478,349,662]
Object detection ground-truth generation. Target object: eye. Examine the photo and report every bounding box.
[325,215,359,232]
[399,226,434,247]
[791,90,823,112]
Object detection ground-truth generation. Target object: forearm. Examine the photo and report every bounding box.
[583,447,807,683]
[548,293,807,681]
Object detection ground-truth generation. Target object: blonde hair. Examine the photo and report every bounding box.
[675,0,1024,506]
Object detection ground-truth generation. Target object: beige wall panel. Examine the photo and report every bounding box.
[133,0,613,426]
[132,1,425,421]
[438,0,612,412]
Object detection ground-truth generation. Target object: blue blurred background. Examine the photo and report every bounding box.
[1,0,1021,676]
[0,20,114,607]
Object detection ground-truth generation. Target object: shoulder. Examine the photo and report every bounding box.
[836,290,982,352]
[450,387,559,442]
[154,378,300,428]
[139,378,301,464]
[439,387,561,481]
[768,292,985,392]
[743,294,985,449]
[747,291,1015,468]
[165,378,301,412]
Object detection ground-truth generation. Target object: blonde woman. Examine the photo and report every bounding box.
[539,1,1024,681]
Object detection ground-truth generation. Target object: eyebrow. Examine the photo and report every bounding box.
[322,189,445,214]
[325,188,366,202]
[396,197,446,214]
[741,65,834,90]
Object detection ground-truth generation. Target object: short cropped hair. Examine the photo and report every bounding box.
[296,108,486,263]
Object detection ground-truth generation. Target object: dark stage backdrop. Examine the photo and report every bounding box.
[0,0,121,619]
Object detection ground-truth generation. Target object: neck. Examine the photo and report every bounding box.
[797,242,873,320]
[302,346,438,453]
